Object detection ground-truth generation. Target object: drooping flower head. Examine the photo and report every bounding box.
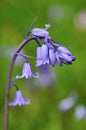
[16,61,39,79]
[9,90,30,106]
[36,43,76,67]
[32,23,76,67]
[9,23,76,109]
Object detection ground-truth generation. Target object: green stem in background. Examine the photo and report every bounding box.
[4,36,36,130]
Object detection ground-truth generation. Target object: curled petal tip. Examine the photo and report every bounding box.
[72,56,76,61]
[33,72,39,78]
[45,24,51,30]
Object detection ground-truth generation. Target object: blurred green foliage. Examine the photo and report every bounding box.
[0,0,86,130]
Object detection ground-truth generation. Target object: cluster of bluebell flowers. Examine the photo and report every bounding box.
[9,23,76,107]
[32,24,76,67]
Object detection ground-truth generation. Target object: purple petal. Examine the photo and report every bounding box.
[36,46,42,60]
[9,102,17,106]
[59,53,73,63]
[32,72,39,78]
[31,24,50,38]
[55,51,63,66]
[36,59,42,66]
[31,28,49,37]
[36,46,42,66]
[49,48,56,67]
[58,46,72,55]
[22,62,32,78]
[45,24,51,30]
[71,56,76,61]
[41,44,49,64]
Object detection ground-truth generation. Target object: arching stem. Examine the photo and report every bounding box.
[4,36,37,130]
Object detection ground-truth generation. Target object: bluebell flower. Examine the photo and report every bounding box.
[36,44,49,66]
[9,90,30,106]
[16,61,39,79]
[55,45,76,65]
[32,23,76,66]
[31,24,50,38]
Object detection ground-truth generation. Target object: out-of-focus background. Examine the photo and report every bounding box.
[0,0,86,130]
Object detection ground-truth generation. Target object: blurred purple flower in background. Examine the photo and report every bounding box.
[37,64,56,87]
[9,90,30,106]
[30,64,56,87]
[16,61,39,79]
[58,92,77,111]
[74,10,86,30]
[75,105,86,120]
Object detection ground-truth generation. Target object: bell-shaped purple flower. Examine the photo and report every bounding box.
[16,62,39,79]
[49,48,56,67]
[36,44,49,66]
[31,24,50,38]
[55,45,76,65]
[9,90,30,106]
